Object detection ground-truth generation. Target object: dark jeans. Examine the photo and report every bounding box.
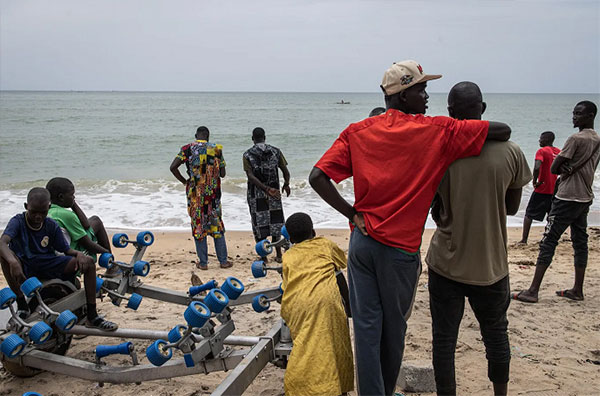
[537,198,591,268]
[429,270,511,396]
[348,229,421,396]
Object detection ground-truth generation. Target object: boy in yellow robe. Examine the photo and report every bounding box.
[280,212,354,396]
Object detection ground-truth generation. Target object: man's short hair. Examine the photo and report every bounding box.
[577,100,597,117]
[46,177,74,201]
[252,127,266,141]
[540,131,555,143]
[285,212,314,244]
[369,107,386,117]
[27,187,51,204]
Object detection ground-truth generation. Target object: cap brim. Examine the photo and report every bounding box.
[420,74,442,83]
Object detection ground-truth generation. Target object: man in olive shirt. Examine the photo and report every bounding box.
[514,100,599,303]
[426,82,532,396]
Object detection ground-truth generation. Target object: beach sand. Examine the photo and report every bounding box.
[1,227,599,395]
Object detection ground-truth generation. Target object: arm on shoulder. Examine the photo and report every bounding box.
[486,121,511,142]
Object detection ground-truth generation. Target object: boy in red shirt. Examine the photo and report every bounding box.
[309,60,512,396]
[519,131,561,244]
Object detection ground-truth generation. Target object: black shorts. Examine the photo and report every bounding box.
[525,192,554,221]
[21,254,74,282]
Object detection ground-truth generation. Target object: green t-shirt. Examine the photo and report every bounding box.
[47,204,97,256]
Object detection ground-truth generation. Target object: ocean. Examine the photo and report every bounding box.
[1,91,599,232]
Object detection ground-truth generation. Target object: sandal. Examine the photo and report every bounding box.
[86,316,119,331]
[555,289,584,301]
[196,262,208,270]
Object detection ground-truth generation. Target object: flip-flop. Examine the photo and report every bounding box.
[511,290,538,303]
[86,316,118,331]
[555,289,584,301]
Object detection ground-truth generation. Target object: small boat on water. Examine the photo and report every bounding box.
[336,100,351,104]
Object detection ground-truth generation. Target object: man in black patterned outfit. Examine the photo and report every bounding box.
[243,127,291,262]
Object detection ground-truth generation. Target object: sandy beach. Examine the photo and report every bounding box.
[1,226,599,396]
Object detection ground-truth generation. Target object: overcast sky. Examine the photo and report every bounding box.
[1,0,598,93]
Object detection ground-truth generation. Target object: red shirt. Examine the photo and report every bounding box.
[534,146,561,194]
[315,110,489,253]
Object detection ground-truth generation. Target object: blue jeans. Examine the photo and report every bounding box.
[194,235,228,266]
[348,229,421,396]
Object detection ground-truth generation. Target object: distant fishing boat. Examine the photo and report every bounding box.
[336,100,350,104]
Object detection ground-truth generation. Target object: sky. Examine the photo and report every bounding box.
[0,0,598,93]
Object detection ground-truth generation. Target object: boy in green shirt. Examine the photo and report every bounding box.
[46,178,112,264]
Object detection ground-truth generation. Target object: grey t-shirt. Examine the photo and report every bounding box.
[555,128,600,203]
[426,141,532,286]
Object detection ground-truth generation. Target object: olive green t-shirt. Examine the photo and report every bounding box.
[48,204,97,259]
[555,128,600,203]
[426,141,532,286]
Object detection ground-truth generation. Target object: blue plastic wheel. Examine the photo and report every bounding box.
[255,239,273,257]
[146,339,172,366]
[133,261,150,277]
[112,233,129,248]
[252,294,270,313]
[281,225,290,241]
[95,277,105,294]
[0,333,27,358]
[203,289,229,314]
[278,283,284,296]
[29,321,53,344]
[136,231,154,246]
[98,253,114,269]
[0,287,17,310]
[126,293,143,310]
[96,342,132,358]
[23,392,43,396]
[55,310,77,331]
[221,277,244,300]
[183,301,211,328]
[20,277,42,298]
[251,260,267,278]
[168,324,188,343]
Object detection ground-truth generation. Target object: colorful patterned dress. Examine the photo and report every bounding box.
[177,140,226,241]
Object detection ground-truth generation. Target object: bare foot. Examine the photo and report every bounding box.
[511,290,538,303]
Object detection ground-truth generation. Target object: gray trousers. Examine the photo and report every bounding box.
[348,229,421,396]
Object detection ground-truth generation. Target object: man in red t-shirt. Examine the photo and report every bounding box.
[519,131,561,244]
[309,60,512,396]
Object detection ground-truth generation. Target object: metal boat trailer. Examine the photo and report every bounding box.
[0,231,291,395]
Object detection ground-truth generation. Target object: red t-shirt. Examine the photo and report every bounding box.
[534,146,561,194]
[315,110,489,253]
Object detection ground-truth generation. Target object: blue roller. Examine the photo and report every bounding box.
[29,321,53,344]
[251,260,267,278]
[221,277,244,300]
[136,231,155,246]
[55,310,77,331]
[98,253,114,269]
[278,283,284,296]
[255,239,273,257]
[252,294,270,313]
[281,225,290,241]
[96,341,133,359]
[188,280,217,297]
[23,392,44,396]
[95,277,105,293]
[126,293,143,310]
[184,353,195,367]
[183,301,211,328]
[20,277,42,298]
[133,261,150,277]
[1,333,26,358]
[203,289,229,314]
[112,233,129,248]
[168,324,188,343]
[0,287,17,310]
[146,339,172,366]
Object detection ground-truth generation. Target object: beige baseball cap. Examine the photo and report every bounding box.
[380,60,442,96]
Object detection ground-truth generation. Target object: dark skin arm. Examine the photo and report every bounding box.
[0,234,26,286]
[532,159,543,188]
[551,155,569,175]
[170,157,188,185]
[245,169,281,199]
[279,162,291,197]
[308,167,367,235]
[486,121,511,141]
[505,188,522,216]
[70,200,109,255]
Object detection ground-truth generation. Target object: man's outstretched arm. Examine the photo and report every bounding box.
[308,167,367,235]
[486,122,511,141]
